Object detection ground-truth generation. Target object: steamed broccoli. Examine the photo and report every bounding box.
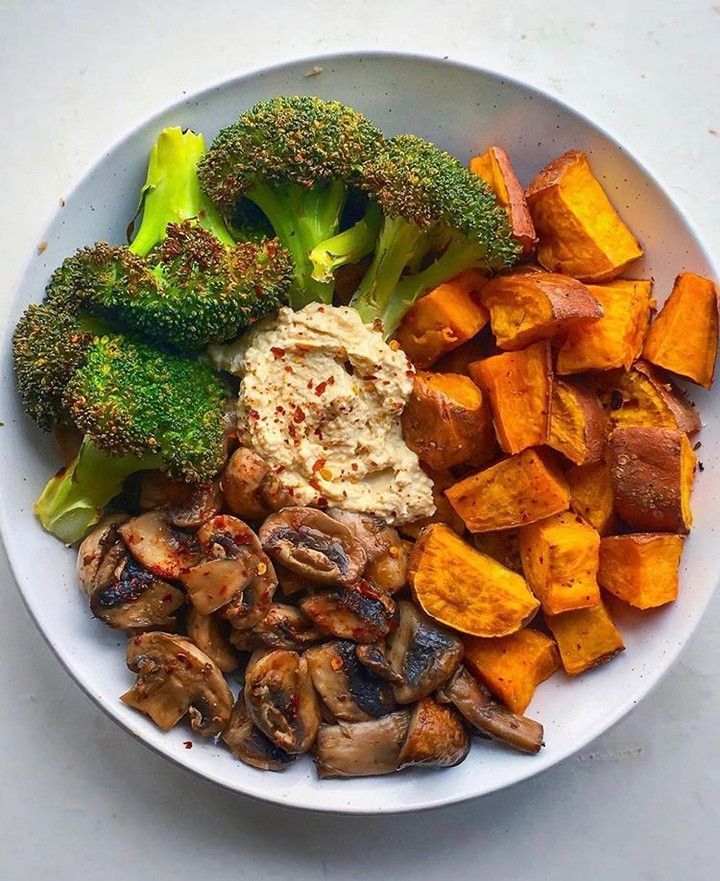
[198,96,384,308]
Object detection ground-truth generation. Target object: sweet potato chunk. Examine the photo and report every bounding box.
[409,524,539,637]
[470,146,536,254]
[434,335,491,375]
[549,378,607,465]
[399,468,465,539]
[598,533,684,609]
[566,460,615,535]
[556,279,653,373]
[525,150,643,282]
[545,601,624,675]
[394,270,488,369]
[401,372,495,470]
[463,629,560,713]
[643,272,719,389]
[446,449,571,533]
[469,341,552,454]
[609,427,696,533]
[472,529,522,573]
[480,270,602,350]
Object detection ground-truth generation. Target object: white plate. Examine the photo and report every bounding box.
[1,52,718,814]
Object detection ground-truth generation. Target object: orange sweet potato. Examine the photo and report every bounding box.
[400,468,465,539]
[473,529,522,573]
[469,341,552,454]
[409,523,539,637]
[480,270,602,350]
[519,511,601,614]
[446,449,571,533]
[525,150,643,282]
[598,533,684,610]
[556,278,653,373]
[642,272,719,389]
[549,378,607,465]
[401,372,495,470]
[463,629,560,713]
[609,427,696,534]
[545,601,624,676]
[470,146,536,254]
[566,459,615,535]
[393,270,488,368]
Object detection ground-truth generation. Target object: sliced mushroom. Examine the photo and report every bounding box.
[275,563,312,597]
[259,508,367,586]
[258,471,300,512]
[305,641,396,723]
[121,632,233,736]
[244,649,321,754]
[77,515,129,596]
[186,607,240,673]
[119,512,200,580]
[397,697,470,769]
[314,712,411,778]
[222,447,271,520]
[229,603,321,651]
[436,666,544,754]
[222,693,295,771]
[139,471,222,528]
[386,601,463,704]
[355,644,404,685]
[299,579,398,644]
[329,509,408,592]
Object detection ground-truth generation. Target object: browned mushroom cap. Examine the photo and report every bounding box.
[436,666,544,754]
[139,472,222,529]
[299,580,398,644]
[229,603,321,651]
[222,693,295,772]
[314,711,411,778]
[222,447,271,520]
[244,649,321,754]
[328,510,408,592]
[119,512,200,580]
[275,563,311,597]
[186,607,240,673]
[355,644,404,685]
[121,632,233,736]
[386,601,463,704]
[77,515,129,597]
[397,697,470,769]
[259,508,367,586]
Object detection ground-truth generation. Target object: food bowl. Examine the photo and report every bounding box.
[1,51,718,814]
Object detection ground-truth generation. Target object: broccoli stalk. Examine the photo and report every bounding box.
[308,201,382,283]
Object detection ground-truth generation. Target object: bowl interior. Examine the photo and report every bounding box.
[1,52,718,814]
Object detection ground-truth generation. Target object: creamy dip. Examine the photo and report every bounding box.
[211,303,435,525]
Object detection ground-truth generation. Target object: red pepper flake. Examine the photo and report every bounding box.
[317,496,329,507]
[307,379,314,390]
[297,343,313,352]
[284,365,294,373]
[327,375,335,386]
[275,405,285,415]
[248,409,260,420]
[315,381,328,396]
[183,741,193,749]
[351,463,358,471]
[405,369,414,377]
[270,346,286,359]
[363,374,376,381]
[312,458,327,473]
[292,406,306,423]
[309,476,321,492]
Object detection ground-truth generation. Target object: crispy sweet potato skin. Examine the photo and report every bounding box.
[545,601,624,676]
[399,467,465,539]
[445,449,571,533]
[566,459,615,535]
[470,146,537,254]
[409,523,539,637]
[469,341,552,454]
[525,150,643,282]
[463,629,559,713]
[549,378,607,465]
[609,427,696,533]
[598,533,684,609]
[394,270,488,369]
[643,272,719,389]
[401,372,495,470]
[480,270,602,350]
[556,279,653,373]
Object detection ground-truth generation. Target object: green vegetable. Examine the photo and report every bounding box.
[308,201,381,283]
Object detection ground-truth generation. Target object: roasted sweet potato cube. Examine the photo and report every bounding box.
[473,529,522,573]
[525,150,643,282]
[556,279,653,373]
[463,628,560,713]
[480,270,602,350]
[434,335,492,375]
[445,449,571,533]
[598,533,684,610]
[519,511,601,614]
[399,468,465,540]
[401,372,495,470]
[609,427,696,533]
[549,378,607,465]
[409,524,539,637]
[470,146,537,254]
[643,272,719,389]
[545,601,624,675]
[393,270,488,368]
[468,341,552,454]
[566,460,615,535]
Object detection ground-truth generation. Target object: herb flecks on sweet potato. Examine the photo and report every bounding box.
[598,533,684,609]
[556,279,653,373]
[525,149,643,282]
[409,523,539,637]
[445,449,571,533]
[566,459,615,535]
[463,628,560,713]
[399,467,465,539]
[545,601,624,676]
[549,378,607,465]
[470,146,536,254]
[643,272,719,389]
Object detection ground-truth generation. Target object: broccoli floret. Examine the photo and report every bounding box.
[198,96,384,308]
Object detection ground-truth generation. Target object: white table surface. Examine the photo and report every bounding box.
[1,1,719,878]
